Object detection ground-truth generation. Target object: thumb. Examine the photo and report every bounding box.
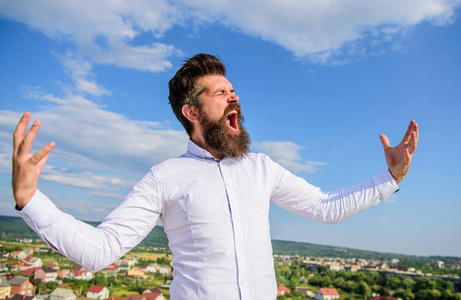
[380,134,390,150]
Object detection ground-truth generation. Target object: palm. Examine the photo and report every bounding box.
[380,120,418,183]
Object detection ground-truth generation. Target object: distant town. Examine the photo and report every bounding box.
[1,238,460,300]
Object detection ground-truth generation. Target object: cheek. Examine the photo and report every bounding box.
[207,106,226,120]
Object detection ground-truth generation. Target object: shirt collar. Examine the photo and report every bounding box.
[187,139,218,160]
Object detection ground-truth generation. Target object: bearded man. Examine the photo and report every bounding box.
[12,54,418,299]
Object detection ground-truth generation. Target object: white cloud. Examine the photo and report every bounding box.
[42,190,121,221]
[0,0,183,72]
[178,0,461,63]
[0,152,10,174]
[253,141,326,173]
[57,53,111,97]
[59,198,118,217]
[1,0,459,67]
[40,167,137,191]
[83,190,127,201]
[0,56,189,193]
[0,186,17,217]
[0,97,188,179]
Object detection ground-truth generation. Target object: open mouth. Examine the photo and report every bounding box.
[226,110,239,132]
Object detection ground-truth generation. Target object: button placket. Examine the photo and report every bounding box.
[219,161,249,298]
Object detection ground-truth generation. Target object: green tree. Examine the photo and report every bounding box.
[321,275,332,287]
[379,286,391,297]
[287,277,299,291]
[371,284,381,293]
[405,288,416,300]
[307,275,321,287]
[414,277,436,291]
[389,275,402,289]
[393,287,407,299]
[377,273,389,289]
[415,289,442,300]
[344,280,358,293]
[286,290,304,299]
[441,288,454,300]
[333,277,346,291]
[357,281,371,298]
[156,256,171,265]
[402,277,415,289]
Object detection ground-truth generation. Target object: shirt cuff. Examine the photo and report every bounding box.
[372,170,399,200]
[16,189,57,233]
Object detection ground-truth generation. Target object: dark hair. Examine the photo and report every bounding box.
[168,53,226,136]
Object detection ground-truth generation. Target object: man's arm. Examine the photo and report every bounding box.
[271,121,418,224]
[271,167,398,224]
[12,112,55,208]
[17,180,161,273]
[12,113,162,272]
[380,120,419,183]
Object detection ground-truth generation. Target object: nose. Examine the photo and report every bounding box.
[228,93,239,103]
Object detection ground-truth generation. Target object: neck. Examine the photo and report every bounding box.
[190,135,225,161]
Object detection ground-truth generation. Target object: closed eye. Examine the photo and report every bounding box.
[214,88,235,96]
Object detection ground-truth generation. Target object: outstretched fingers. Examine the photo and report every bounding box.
[13,112,32,151]
[31,142,55,165]
[408,128,418,154]
[401,120,417,144]
[22,119,43,156]
[12,113,55,167]
[403,121,418,154]
[13,112,43,158]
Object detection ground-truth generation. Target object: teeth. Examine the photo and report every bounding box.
[226,110,238,131]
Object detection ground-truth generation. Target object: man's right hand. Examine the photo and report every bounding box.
[12,112,55,209]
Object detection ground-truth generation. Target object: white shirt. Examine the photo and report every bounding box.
[18,140,398,299]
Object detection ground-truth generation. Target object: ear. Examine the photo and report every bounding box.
[181,104,200,123]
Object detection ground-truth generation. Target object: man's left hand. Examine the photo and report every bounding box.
[380,120,419,184]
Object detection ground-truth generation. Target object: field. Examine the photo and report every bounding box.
[128,252,171,261]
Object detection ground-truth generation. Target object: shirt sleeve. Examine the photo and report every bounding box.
[270,160,398,224]
[16,170,162,272]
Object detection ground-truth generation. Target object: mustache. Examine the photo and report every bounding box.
[222,103,243,120]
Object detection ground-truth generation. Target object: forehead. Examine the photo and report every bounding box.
[197,74,233,92]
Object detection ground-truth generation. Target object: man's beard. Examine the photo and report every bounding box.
[199,103,251,158]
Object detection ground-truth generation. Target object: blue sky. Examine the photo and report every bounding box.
[0,1,460,257]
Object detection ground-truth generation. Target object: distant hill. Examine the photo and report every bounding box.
[0,215,168,249]
[1,215,457,263]
[270,240,460,264]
